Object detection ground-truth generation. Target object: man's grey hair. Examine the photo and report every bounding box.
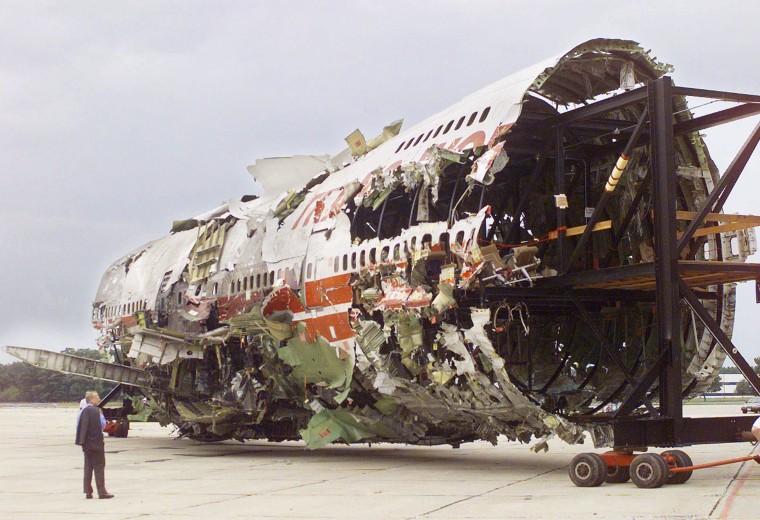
[85,390,99,403]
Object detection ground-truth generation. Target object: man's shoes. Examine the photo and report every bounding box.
[85,493,93,499]
[99,493,114,499]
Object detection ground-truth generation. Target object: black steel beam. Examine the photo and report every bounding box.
[611,415,758,448]
[555,127,568,272]
[483,287,658,302]
[679,278,760,394]
[674,103,760,136]
[673,86,760,104]
[605,169,652,267]
[566,107,649,273]
[549,86,648,126]
[613,352,667,417]
[677,120,760,255]
[650,77,683,443]
[98,383,124,407]
[537,262,655,289]
[517,113,643,136]
[566,292,659,416]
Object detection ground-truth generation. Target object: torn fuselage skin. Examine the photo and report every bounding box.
[89,39,750,450]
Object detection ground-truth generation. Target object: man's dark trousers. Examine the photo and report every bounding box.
[83,448,106,495]
[76,406,107,495]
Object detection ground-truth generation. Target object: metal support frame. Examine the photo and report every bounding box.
[650,77,683,444]
[566,292,659,416]
[555,127,568,272]
[679,279,760,393]
[544,76,760,449]
[566,107,649,272]
[677,120,760,256]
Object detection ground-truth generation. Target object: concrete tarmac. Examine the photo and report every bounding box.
[0,403,758,519]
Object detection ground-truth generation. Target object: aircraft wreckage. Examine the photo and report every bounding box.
[8,39,760,463]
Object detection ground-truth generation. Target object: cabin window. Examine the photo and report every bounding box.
[467,111,478,126]
[410,236,417,251]
[413,133,424,146]
[178,292,182,304]
[455,116,465,130]
[307,263,313,279]
[395,141,405,153]
[351,252,357,269]
[393,243,401,261]
[423,129,434,142]
[455,230,465,246]
[432,124,443,138]
[443,120,454,134]
[237,279,241,293]
[360,250,366,267]
[213,283,218,296]
[243,277,248,291]
[333,256,339,272]
[230,282,235,293]
[369,248,376,264]
[381,246,390,262]
[404,140,414,150]
[342,255,348,271]
[269,271,275,285]
[479,107,491,122]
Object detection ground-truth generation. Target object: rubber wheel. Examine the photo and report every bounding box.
[114,418,130,438]
[630,453,669,489]
[569,453,607,487]
[663,450,693,484]
[604,464,631,484]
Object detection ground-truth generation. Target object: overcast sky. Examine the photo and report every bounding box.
[1,1,759,366]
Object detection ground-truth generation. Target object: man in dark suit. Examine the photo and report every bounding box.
[75,391,114,499]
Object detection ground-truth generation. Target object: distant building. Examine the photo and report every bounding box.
[715,373,746,395]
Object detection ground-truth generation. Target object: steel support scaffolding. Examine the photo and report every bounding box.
[541,76,760,448]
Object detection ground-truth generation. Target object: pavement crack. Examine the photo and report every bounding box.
[411,464,566,518]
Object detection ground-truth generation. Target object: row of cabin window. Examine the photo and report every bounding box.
[394,107,491,154]
[229,270,279,294]
[306,230,469,278]
[104,299,148,318]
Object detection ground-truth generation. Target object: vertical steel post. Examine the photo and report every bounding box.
[649,77,682,444]
[555,126,567,272]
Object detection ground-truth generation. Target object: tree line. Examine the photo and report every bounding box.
[0,348,116,403]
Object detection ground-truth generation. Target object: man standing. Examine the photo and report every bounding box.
[75,391,114,499]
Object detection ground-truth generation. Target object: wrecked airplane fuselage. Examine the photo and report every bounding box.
[20,39,760,451]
